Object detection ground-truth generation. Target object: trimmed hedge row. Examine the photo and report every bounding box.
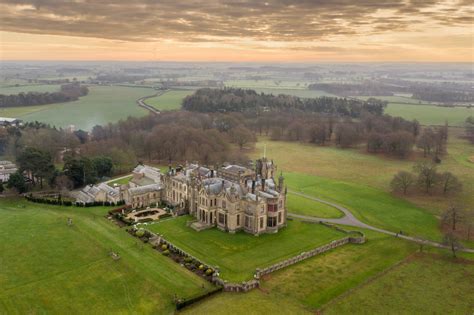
[26,194,126,207]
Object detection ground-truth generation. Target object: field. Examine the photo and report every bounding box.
[385,103,473,126]
[325,253,474,314]
[0,199,214,314]
[253,133,474,242]
[0,86,152,130]
[255,132,474,213]
[144,89,195,111]
[184,231,416,314]
[286,193,344,218]
[147,215,345,282]
[0,84,61,95]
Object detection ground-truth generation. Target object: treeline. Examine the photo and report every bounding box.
[308,79,474,103]
[247,111,428,158]
[182,88,387,117]
[411,87,474,103]
[0,83,88,108]
[308,81,397,96]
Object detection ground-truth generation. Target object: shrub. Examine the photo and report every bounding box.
[198,264,204,270]
[205,268,214,276]
[184,256,193,263]
[135,229,145,237]
[162,249,170,256]
[161,244,168,250]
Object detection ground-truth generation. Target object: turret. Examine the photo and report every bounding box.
[278,172,284,192]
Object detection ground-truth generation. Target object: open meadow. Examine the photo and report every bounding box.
[0,83,61,95]
[147,215,345,282]
[0,199,214,314]
[144,89,195,111]
[385,103,473,126]
[0,86,152,130]
[325,253,474,314]
[253,131,474,242]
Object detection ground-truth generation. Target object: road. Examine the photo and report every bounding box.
[288,190,474,253]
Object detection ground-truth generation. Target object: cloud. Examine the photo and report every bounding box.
[0,0,471,44]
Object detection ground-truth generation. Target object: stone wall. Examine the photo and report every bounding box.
[145,224,365,293]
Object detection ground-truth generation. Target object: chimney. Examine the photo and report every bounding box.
[252,180,255,194]
[211,169,214,178]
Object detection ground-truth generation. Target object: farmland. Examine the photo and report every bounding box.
[0,199,214,314]
[0,84,61,95]
[385,103,473,126]
[144,89,195,111]
[0,86,152,130]
[325,253,474,314]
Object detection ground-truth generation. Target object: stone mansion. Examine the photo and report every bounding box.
[76,157,287,235]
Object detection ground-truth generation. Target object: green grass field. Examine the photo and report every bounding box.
[184,230,418,314]
[285,172,442,241]
[0,199,213,314]
[386,103,473,126]
[286,193,344,218]
[147,215,345,282]
[1,86,152,130]
[255,133,474,217]
[144,89,195,111]
[325,253,474,314]
[0,84,61,95]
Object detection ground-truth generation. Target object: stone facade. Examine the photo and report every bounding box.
[162,158,287,235]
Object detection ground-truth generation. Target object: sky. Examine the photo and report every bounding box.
[0,0,473,62]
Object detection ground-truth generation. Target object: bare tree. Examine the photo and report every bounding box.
[441,205,465,231]
[390,171,415,194]
[439,172,462,195]
[230,126,255,150]
[443,232,463,258]
[413,161,439,194]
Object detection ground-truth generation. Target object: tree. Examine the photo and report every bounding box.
[230,126,255,150]
[0,181,4,194]
[390,171,415,194]
[92,156,114,178]
[16,147,55,188]
[443,232,463,258]
[63,157,98,188]
[439,172,462,195]
[441,205,465,231]
[7,171,27,193]
[54,174,74,191]
[413,161,438,194]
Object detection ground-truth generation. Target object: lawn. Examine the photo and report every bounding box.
[286,193,344,218]
[183,230,419,313]
[147,215,345,282]
[285,172,442,241]
[1,86,152,130]
[144,89,195,111]
[385,103,473,126]
[0,198,214,314]
[325,253,474,314]
[255,133,474,218]
[107,175,133,187]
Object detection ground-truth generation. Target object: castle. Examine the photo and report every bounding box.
[76,157,287,235]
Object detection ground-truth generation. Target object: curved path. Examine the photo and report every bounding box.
[136,89,171,115]
[288,190,474,253]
